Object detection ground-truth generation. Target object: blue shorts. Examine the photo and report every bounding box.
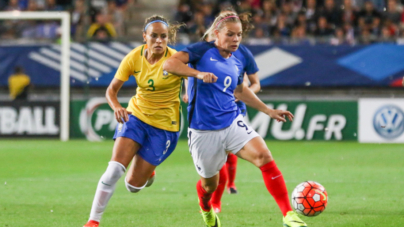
[237,101,247,116]
[113,115,180,166]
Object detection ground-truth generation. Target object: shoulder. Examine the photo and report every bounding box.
[166,46,177,57]
[181,41,215,53]
[236,44,254,58]
[125,45,145,59]
[181,41,216,63]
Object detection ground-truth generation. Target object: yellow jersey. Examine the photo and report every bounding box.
[8,73,30,100]
[115,45,183,132]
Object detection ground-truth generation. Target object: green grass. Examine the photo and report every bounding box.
[0,140,403,227]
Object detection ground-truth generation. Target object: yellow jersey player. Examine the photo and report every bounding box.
[84,15,216,227]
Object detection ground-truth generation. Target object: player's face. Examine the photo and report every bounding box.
[215,22,242,52]
[143,23,168,55]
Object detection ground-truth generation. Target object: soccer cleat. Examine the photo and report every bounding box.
[201,207,221,227]
[83,220,99,227]
[211,202,221,213]
[228,186,238,194]
[283,211,307,227]
[146,171,156,187]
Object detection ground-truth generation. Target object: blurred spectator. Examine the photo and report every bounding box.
[379,25,396,42]
[357,1,382,32]
[295,11,307,27]
[5,0,21,11]
[175,4,193,25]
[237,0,253,14]
[106,0,124,36]
[318,0,343,28]
[272,13,292,36]
[383,0,402,25]
[188,10,207,41]
[358,28,374,43]
[342,0,358,25]
[330,27,350,44]
[252,9,270,35]
[343,22,356,43]
[8,66,31,101]
[44,0,63,11]
[246,27,272,44]
[201,2,215,26]
[262,0,278,26]
[27,0,39,11]
[304,0,319,33]
[87,12,117,41]
[290,25,312,44]
[71,0,87,40]
[314,16,334,37]
[280,1,297,25]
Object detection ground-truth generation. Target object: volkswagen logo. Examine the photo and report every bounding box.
[373,105,404,139]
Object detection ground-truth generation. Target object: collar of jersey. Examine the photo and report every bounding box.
[143,44,168,67]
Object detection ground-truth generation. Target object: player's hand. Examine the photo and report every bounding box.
[114,107,132,123]
[196,72,217,83]
[267,109,294,122]
[182,93,189,103]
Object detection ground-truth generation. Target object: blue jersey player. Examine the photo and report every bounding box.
[164,11,307,227]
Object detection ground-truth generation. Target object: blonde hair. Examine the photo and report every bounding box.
[143,15,184,44]
[202,9,254,41]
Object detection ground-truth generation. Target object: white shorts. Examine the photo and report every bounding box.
[187,114,259,178]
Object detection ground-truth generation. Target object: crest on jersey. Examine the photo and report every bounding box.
[163,70,169,76]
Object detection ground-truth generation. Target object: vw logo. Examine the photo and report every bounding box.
[373,105,404,139]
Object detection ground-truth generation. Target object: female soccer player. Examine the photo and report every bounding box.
[163,11,307,227]
[83,15,215,227]
[182,11,261,212]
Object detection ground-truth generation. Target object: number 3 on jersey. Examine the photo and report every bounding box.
[147,79,155,91]
[223,76,232,92]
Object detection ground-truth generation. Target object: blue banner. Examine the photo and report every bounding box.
[1,42,403,87]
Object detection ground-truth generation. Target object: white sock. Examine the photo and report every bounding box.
[89,161,126,222]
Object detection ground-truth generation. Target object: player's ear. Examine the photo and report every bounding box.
[142,32,147,43]
[214,29,219,38]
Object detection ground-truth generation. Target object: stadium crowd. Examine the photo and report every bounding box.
[0,0,404,44]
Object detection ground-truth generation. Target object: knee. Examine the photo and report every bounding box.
[101,161,126,185]
[252,151,273,168]
[203,182,218,194]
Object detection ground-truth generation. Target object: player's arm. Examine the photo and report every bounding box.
[106,78,132,124]
[163,51,217,83]
[234,84,293,122]
[247,72,260,94]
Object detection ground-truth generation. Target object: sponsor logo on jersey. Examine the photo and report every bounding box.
[373,105,404,139]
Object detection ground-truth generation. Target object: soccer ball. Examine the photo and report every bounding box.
[291,181,328,217]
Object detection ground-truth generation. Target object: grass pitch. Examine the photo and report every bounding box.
[0,140,403,227]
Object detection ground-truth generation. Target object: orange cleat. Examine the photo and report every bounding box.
[83,220,99,227]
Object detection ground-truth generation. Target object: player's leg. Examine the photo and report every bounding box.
[188,128,225,226]
[226,153,238,194]
[85,137,140,226]
[210,164,228,213]
[236,137,307,226]
[125,155,156,192]
[125,124,180,193]
[85,115,147,227]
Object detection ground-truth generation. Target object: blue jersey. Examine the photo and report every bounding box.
[183,41,244,130]
[233,44,259,116]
